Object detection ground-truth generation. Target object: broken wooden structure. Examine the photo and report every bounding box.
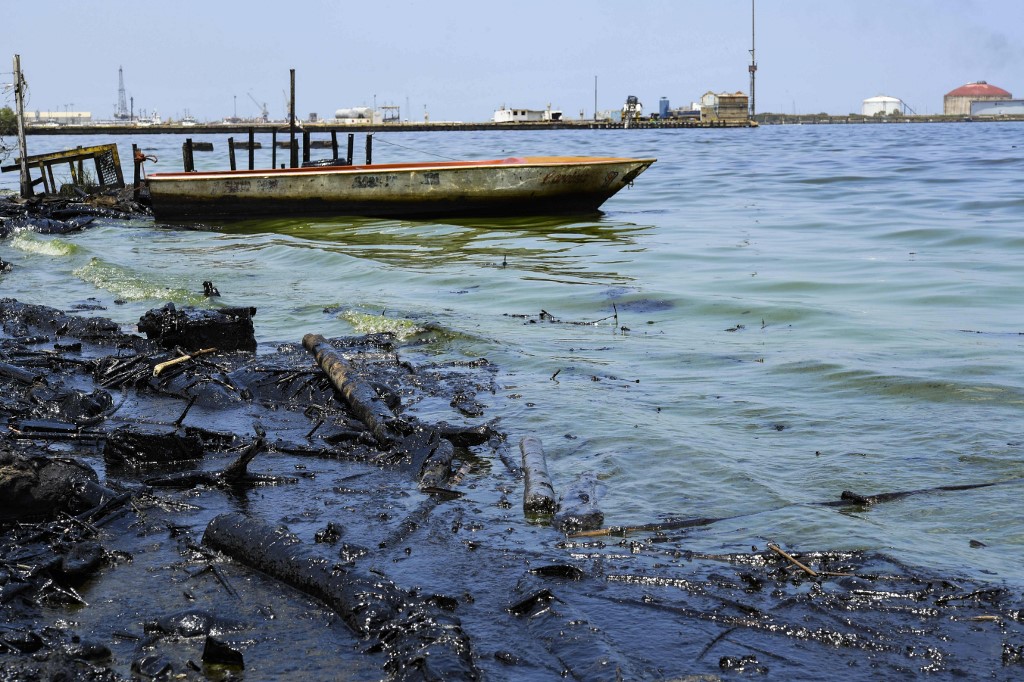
[1,144,125,197]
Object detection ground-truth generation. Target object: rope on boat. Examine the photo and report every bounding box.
[370,135,460,162]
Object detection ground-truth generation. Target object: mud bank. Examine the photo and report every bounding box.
[1,298,1023,681]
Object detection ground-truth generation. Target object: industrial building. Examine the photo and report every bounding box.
[656,98,700,121]
[699,92,749,124]
[24,111,92,125]
[943,81,1012,116]
[861,95,904,116]
[969,99,1024,117]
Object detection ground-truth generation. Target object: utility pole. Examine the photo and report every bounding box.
[13,54,31,198]
[748,0,757,119]
[594,75,598,121]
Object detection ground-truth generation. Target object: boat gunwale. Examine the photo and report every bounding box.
[146,156,657,181]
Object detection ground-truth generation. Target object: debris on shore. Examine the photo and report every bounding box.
[1,298,1023,680]
[1,190,150,240]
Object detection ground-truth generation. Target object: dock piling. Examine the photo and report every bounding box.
[365,134,372,165]
[248,128,255,170]
[331,132,338,160]
[271,130,277,170]
[288,68,297,168]
[132,144,141,200]
[346,134,354,166]
[228,137,236,171]
[182,138,195,172]
[302,131,310,165]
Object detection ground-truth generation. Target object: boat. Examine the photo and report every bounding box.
[145,156,656,221]
[135,110,162,127]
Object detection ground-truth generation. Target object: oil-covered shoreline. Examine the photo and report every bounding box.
[2,203,1024,678]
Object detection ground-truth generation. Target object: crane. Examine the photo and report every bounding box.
[247,92,269,123]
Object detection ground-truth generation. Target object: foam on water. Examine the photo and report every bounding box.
[10,233,80,257]
[72,257,206,304]
[340,310,425,340]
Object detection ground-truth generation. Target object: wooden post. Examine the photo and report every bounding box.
[289,68,297,168]
[132,143,141,200]
[45,163,56,194]
[183,138,195,172]
[13,55,32,198]
[346,133,354,165]
[248,127,255,170]
[365,133,372,165]
[271,129,277,169]
[331,131,338,160]
[38,161,50,194]
[228,137,236,171]
[302,131,310,165]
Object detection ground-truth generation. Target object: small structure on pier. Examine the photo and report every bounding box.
[493,106,562,123]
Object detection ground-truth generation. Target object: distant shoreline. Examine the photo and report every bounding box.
[23,120,747,136]
[19,114,1023,136]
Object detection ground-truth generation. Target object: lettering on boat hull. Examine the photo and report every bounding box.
[352,174,399,189]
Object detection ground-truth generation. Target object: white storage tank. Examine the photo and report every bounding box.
[334,107,373,120]
[862,95,904,116]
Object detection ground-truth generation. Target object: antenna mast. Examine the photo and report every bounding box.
[748,0,757,118]
[115,66,129,120]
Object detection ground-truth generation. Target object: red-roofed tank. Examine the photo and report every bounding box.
[943,81,1012,115]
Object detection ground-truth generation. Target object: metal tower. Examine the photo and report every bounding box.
[114,66,130,120]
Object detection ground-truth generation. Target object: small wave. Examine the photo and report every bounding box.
[72,257,205,304]
[774,361,1024,405]
[797,175,887,185]
[957,198,1024,211]
[10,233,80,257]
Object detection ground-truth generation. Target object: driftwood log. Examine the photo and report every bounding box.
[520,436,556,517]
[203,512,479,680]
[418,432,455,489]
[302,333,400,446]
[552,472,604,534]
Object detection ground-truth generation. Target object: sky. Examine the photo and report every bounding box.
[4,0,1024,122]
